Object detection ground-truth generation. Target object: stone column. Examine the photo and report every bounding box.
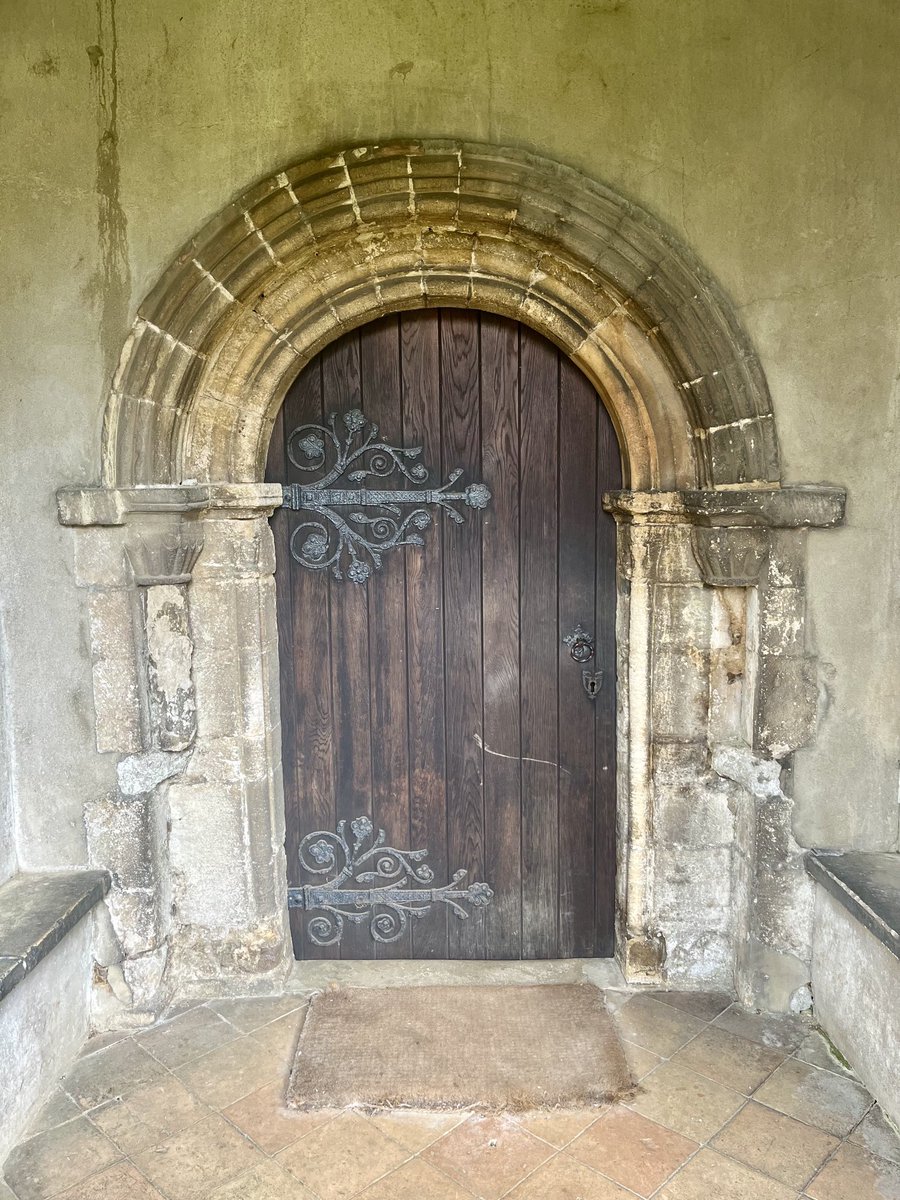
[606,487,845,1004]
[59,483,290,1017]
[165,507,289,994]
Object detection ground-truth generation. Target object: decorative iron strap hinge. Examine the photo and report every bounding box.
[278,408,491,582]
[287,816,494,945]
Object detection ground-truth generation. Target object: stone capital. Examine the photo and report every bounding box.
[124,530,204,586]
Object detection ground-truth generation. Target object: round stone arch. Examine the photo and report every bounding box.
[103,140,779,494]
[60,142,847,1016]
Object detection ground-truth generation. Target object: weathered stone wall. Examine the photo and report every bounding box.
[0,917,93,1163]
[1,1,897,1009]
[811,887,900,1127]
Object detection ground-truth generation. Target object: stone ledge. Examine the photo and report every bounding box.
[57,483,284,527]
[0,871,111,1001]
[806,851,900,960]
[605,486,846,528]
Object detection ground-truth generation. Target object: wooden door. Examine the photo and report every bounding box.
[266,309,621,960]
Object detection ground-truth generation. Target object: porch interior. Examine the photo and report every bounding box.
[3,1,900,1197]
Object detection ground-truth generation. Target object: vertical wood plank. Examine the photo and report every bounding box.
[557,361,599,957]
[321,332,375,959]
[360,317,412,958]
[595,396,622,956]
[401,311,450,958]
[279,360,339,958]
[519,326,560,958]
[479,314,522,959]
[440,310,485,959]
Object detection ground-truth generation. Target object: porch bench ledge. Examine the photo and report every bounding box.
[0,870,110,1002]
[806,850,900,960]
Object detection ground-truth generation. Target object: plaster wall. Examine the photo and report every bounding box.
[0,0,897,877]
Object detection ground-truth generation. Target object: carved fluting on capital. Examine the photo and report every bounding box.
[125,533,204,586]
[690,526,770,588]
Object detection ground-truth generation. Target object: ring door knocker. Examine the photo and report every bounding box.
[563,625,603,699]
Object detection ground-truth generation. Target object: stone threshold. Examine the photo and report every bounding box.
[286,957,627,993]
[807,851,900,959]
[0,870,110,1001]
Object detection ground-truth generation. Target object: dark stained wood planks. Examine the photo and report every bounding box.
[518,328,560,959]
[401,312,450,958]
[440,310,486,959]
[267,309,621,961]
[480,315,522,959]
[359,318,411,958]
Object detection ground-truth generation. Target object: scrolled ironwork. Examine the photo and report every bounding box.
[280,409,491,582]
[287,815,494,945]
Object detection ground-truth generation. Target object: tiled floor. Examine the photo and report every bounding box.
[3,988,900,1200]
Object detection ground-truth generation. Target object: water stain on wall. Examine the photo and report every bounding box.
[86,0,131,393]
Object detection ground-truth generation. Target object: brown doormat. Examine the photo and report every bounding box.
[287,983,634,1112]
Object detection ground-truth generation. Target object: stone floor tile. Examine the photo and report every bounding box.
[850,1104,900,1166]
[88,1073,209,1154]
[656,1147,798,1198]
[515,1108,602,1148]
[210,995,307,1034]
[671,1025,787,1095]
[354,1157,478,1200]
[710,1100,839,1189]
[247,1010,306,1063]
[754,1058,873,1137]
[806,1140,900,1199]
[137,1007,239,1069]
[794,1030,857,1078]
[276,1111,409,1200]
[601,989,633,1014]
[77,1031,130,1059]
[505,1153,637,1199]
[207,1159,320,1199]
[713,1005,807,1052]
[613,995,707,1058]
[60,1038,168,1110]
[568,1105,698,1196]
[2,1116,121,1200]
[174,1034,284,1109]
[628,1060,744,1141]
[131,1113,264,1200]
[421,1113,554,1200]
[366,1109,468,1153]
[647,991,733,1023]
[623,1039,664,1081]
[223,1081,338,1154]
[55,1162,166,1199]
[24,1088,81,1137]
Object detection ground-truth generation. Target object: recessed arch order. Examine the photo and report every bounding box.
[102,140,779,493]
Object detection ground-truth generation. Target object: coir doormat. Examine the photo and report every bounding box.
[287,983,633,1112]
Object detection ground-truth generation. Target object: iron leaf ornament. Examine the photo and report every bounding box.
[280,409,491,582]
[287,816,494,945]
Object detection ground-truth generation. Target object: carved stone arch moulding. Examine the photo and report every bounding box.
[57,142,846,1016]
[99,140,778,492]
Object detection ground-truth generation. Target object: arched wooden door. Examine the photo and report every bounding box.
[266,309,621,960]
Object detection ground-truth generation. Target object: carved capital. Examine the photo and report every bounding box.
[125,531,204,586]
[690,526,770,587]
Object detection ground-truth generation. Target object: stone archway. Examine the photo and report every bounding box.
[59,142,844,1018]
